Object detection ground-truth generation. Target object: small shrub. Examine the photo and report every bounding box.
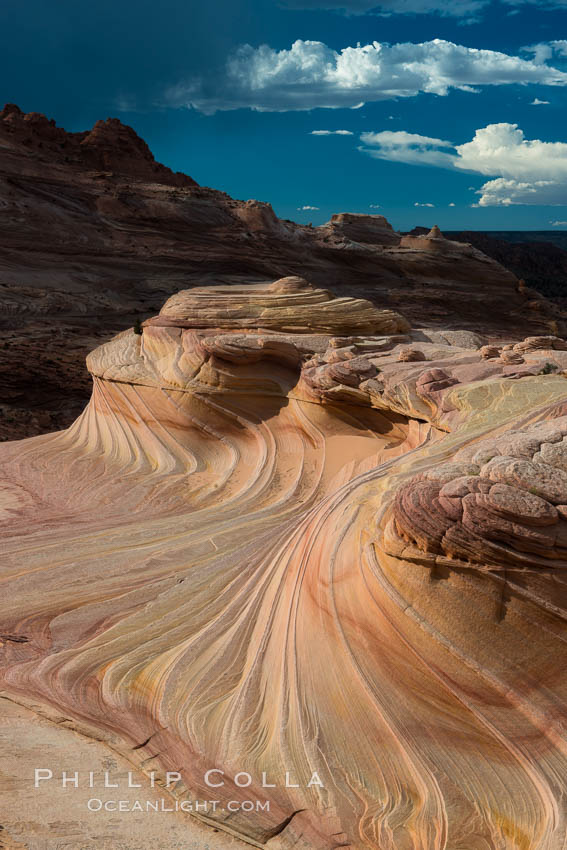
[540,362,558,375]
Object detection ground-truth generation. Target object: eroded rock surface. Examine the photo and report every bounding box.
[2,104,566,439]
[1,280,567,850]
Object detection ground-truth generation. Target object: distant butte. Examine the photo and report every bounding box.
[0,103,197,186]
[0,104,566,439]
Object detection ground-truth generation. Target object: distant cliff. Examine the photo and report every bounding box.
[1,105,565,439]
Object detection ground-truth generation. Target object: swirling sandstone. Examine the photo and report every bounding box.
[1,278,567,849]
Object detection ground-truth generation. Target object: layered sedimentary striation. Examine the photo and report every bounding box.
[151,277,410,335]
[2,103,566,439]
[1,278,567,849]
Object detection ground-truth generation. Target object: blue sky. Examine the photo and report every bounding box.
[3,0,567,230]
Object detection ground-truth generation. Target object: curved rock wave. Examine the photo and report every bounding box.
[1,279,567,850]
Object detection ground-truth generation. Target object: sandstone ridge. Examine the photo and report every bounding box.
[1,103,196,186]
[1,104,566,441]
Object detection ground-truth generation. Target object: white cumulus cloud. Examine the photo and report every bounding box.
[414,202,435,207]
[360,130,456,167]
[522,40,567,63]
[360,122,567,206]
[167,38,567,114]
[297,205,320,210]
[551,220,567,226]
[455,124,567,181]
[472,178,561,205]
[311,129,354,134]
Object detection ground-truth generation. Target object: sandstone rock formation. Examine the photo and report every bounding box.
[2,105,566,440]
[397,346,426,362]
[150,277,410,335]
[1,279,567,849]
[319,212,400,245]
[0,103,196,186]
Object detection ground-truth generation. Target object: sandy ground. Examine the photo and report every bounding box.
[0,697,250,850]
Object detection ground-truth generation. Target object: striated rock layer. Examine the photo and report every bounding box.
[2,103,566,440]
[1,279,567,849]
